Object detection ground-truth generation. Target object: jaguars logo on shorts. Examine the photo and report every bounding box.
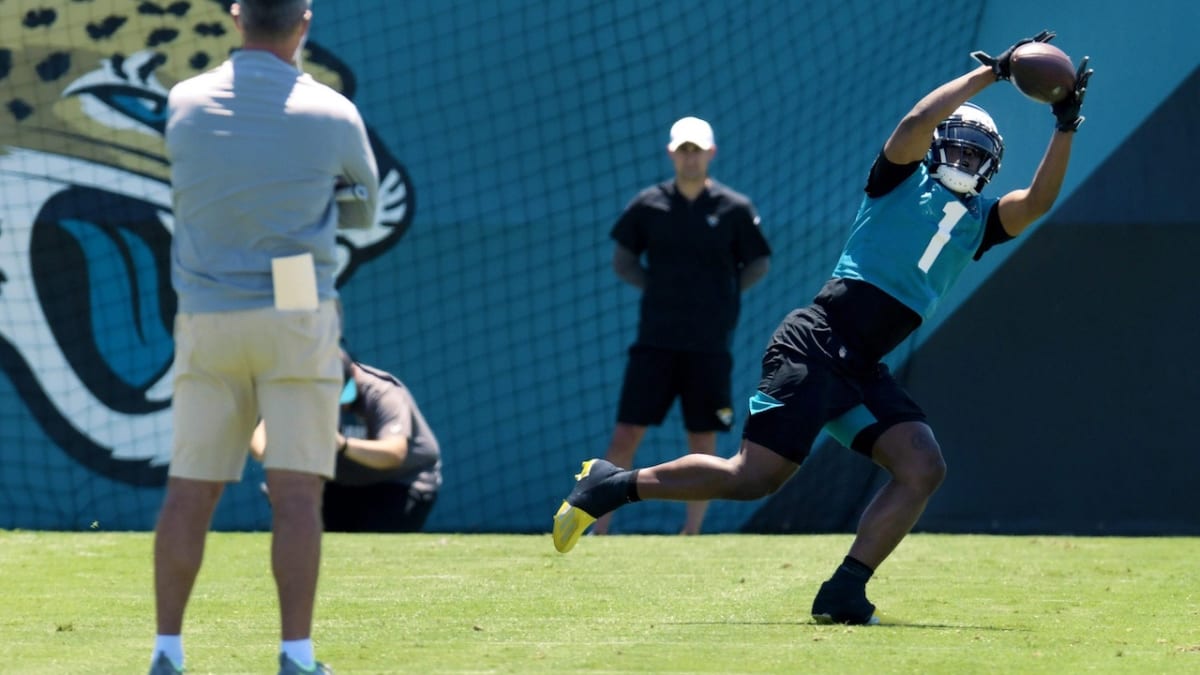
[717,407,734,428]
[0,0,414,485]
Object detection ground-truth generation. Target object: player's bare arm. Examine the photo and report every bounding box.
[883,67,996,165]
[885,30,1061,166]
[997,58,1093,236]
[995,132,1073,236]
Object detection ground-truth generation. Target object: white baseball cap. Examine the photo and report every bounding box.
[668,116,715,151]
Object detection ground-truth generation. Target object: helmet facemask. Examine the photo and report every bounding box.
[927,103,1004,196]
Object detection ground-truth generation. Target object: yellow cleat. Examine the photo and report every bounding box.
[552,459,617,552]
[552,499,597,553]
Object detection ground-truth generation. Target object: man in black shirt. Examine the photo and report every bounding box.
[596,116,771,535]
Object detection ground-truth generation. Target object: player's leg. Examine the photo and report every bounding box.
[554,438,798,552]
[678,350,735,535]
[555,348,818,552]
[253,301,341,660]
[811,420,942,625]
[596,345,676,534]
[812,371,938,625]
[635,437,797,501]
[555,315,834,553]
[727,308,893,625]
[154,310,257,670]
[850,420,945,568]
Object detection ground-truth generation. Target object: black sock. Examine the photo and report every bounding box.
[624,469,641,503]
[577,467,640,517]
[831,555,874,584]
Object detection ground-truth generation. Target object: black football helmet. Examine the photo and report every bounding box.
[927,102,1004,196]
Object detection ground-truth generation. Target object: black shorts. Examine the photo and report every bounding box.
[742,307,926,464]
[322,481,437,533]
[616,344,733,432]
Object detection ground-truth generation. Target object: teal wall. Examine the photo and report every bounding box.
[748,63,1200,535]
[930,0,1200,337]
[0,0,1195,532]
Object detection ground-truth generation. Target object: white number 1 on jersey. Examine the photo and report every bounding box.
[917,201,969,273]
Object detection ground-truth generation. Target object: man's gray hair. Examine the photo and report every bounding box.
[237,0,311,41]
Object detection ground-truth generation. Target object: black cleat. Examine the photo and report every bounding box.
[811,578,880,625]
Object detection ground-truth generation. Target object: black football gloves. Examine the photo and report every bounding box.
[1052,57,1093,132]
[971,29,1056,81]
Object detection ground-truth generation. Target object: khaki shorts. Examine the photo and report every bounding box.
[170,300,342,481]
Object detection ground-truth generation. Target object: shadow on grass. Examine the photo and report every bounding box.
[658,620,1029,632]
[868,620,1029,632]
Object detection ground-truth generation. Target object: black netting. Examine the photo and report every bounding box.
[0,0,983,531]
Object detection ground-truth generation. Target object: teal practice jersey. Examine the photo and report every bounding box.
[832,164,998,321]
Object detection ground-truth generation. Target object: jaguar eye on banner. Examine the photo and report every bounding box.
[0,0,413,520]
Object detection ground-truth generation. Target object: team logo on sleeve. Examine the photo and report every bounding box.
[748,391,785,415]
[0,0,415,485]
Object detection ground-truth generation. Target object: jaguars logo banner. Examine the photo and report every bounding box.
[0,0,413,485]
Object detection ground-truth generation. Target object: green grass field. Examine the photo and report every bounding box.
[1,531,1198,674]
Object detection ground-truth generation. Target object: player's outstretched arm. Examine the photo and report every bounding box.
[883,66,996,165]
[884,31,1058,166]
[997,57,1093,236]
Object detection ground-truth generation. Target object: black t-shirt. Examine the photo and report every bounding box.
[611,179,771,353]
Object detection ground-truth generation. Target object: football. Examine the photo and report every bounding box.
[1009,42,1076,104]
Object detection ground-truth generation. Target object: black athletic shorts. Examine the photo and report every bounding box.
[742,306,926,464]
[323,481,437,533]
[616,344,733,432]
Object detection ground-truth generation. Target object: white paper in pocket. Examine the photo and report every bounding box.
[271,253,319,311]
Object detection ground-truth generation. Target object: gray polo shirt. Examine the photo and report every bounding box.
[165,50,379,313]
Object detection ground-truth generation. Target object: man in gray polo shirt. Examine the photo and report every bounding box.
[150,2,378,674]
